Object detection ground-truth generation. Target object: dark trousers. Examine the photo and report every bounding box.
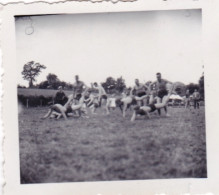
[194,100,199,109]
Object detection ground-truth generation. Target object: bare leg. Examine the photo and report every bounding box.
[41,109,53,119]
[51,111,61,119]
[157,97,162,115]
[122,103,128,118]
[42,105,68,120]
[105,99,110,115]
[155,87,173,109]
[145,111,151,119]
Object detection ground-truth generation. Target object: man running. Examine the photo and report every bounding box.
[131,84,174,121]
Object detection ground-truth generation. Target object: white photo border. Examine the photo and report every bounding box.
[1,0,219,194]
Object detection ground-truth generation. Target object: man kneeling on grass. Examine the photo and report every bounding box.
[41,88,89,120]
[131,84,174,122]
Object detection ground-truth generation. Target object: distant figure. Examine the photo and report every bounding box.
[54,86,67,105]
[185,89,191,109]
[152,72,172,116]
[72,75,86,101]
[193,89,200,109]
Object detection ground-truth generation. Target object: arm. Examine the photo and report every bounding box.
[130,88,134,96]
[135,95,148,101]
[64,95,73,108]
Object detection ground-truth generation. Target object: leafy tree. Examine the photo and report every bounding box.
[102,77,117,93]
[115,76,126,93]
[102,76,127,93]
[46,73,61,89]
[174,82,186,96]
[21,61,46,88]
[38,80,49,89]
[186,83,199,94]
[17,84,26,88]
[47,73,59,86]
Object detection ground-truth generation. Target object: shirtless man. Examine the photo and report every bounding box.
[42,88,89,120]
[105,94,117,115]
[152,73,172,116]
[133,79,148,106]
[72,75,86,101]
[92,82,107,107]
[131,84,174,121]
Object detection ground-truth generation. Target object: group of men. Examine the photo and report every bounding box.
[42,73,177,121]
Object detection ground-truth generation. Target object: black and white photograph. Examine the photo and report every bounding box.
[15,9,207,184]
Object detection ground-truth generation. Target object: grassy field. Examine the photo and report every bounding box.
[18,106,207,184]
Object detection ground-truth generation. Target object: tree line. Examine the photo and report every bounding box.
[18,61,205,99]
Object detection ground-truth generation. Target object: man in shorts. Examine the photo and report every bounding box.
[152,72,172,116]
[133,79,148,106]
[72,75,86,101]
[92,82,107,107]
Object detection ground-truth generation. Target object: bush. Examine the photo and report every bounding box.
[18,95,53,107]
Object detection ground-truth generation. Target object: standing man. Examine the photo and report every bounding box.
[193,89,200,109]
[152,72,172,116]
[72,75,86,101]
[133,79,148,106]
[92,82,107,107]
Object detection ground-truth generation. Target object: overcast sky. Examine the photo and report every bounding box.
[15,9,202,87]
